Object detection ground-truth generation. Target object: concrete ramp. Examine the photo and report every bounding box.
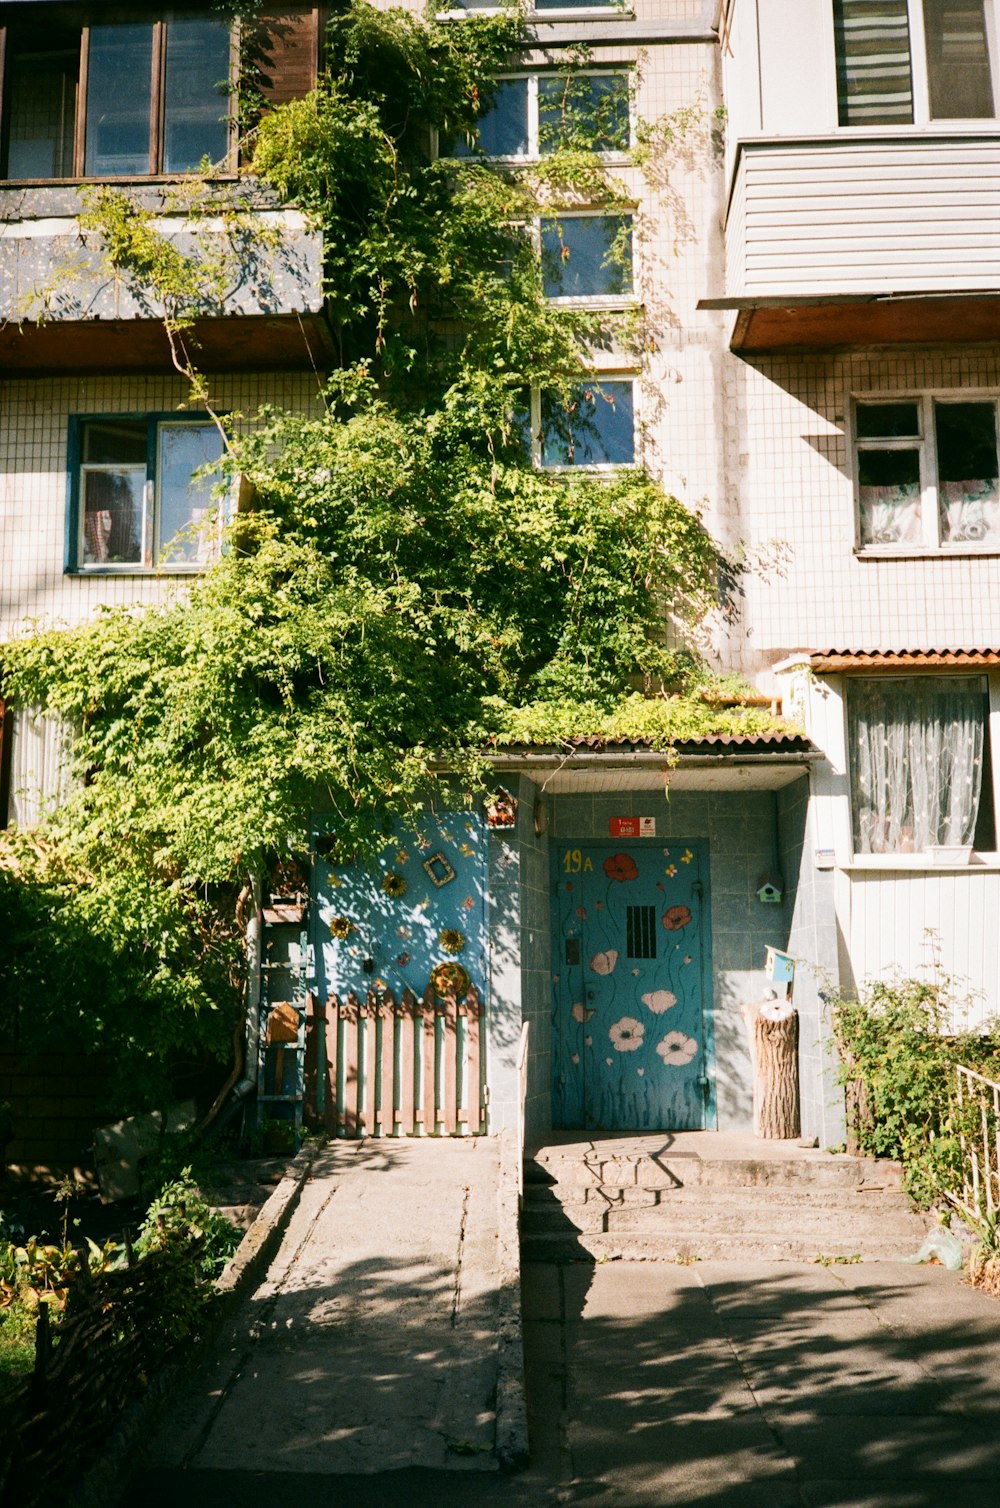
[144,1137,519,1478]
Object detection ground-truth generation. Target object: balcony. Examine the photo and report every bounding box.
[0,183,331,373]
[707,131,1000,353]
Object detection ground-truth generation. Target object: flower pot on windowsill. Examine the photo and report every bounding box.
[924,845,974,867]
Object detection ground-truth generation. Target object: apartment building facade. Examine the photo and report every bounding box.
[3,0,995,1161]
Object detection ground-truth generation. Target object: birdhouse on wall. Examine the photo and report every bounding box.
[764,946,795,987]
[485,789,518,829]
[756,871,783,905]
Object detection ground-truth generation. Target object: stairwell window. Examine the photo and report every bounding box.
[847,676,996,855]
[1,12,234,180]
[541,213,633,303]
[833,0,1000,124]
[70,415,226,572]
[444,70,631,159]
[536,379,636,468]
[853,395,1000,550]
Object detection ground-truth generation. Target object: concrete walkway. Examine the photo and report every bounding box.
[124,1133,1000,1508]
[521,1257,1000,1508]
[134,1137,512,1485]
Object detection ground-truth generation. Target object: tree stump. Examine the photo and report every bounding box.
[742,999,800,1139]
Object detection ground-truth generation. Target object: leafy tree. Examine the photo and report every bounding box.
[0,2,780,1112]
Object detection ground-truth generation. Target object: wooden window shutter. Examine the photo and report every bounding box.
[254,6,321,110]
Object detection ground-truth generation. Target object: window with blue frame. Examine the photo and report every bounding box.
[70,415,225,571]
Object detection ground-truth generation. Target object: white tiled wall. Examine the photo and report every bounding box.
[0,373,323,638]
[723,348,1000,679]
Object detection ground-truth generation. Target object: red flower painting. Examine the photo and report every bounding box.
[603,853,638,883]
[662,904,692,931]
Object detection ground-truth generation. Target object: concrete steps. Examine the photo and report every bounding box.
[522,1144,931,1263]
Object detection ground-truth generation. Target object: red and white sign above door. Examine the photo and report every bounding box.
[609,817,656,838]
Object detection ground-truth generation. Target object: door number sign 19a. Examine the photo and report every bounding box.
[610,817,656,838]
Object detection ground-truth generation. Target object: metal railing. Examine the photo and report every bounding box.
[951,1063,1000,1225]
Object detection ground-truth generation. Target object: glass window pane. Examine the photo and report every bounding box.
[833,0,914,125]
[81,466,145,565]
[81,418,147,465]
[538,72,631,153]
[855,401,921,438]
[156,423,224,564]
[848,676,986,853]
[936,401,1000,543]
[858,448,922,544]
[541,215,632,299]
[3,36,78,179]
[85,23,153,175]
[163,18,232,173]
[923,0,997,118]
[449,79,528,158]
[541,381,634,467]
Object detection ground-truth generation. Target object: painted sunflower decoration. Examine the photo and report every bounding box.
[328,915,353,940]
[439,928,466,955]
[382,871,408,899]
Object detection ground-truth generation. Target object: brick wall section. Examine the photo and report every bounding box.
[0,1050,110,1177]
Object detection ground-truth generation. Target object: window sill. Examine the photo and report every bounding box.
[546,295,637,310]
[67,566,206,577]
[855,545,1000,560]
[537,461,638,473]
[0,173,239,189]
[843,854,1000,871]
[439,7,634,17]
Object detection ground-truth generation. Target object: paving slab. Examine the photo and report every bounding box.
[520,1256,1000,1508]
[137,1137,505,1481]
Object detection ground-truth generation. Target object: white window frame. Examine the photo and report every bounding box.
[440,4,633,23]
[439,68,634,162]
[841,670,1000,867]
[851,389,1000,555]
[531,374,639,472]
[538,209,636,308]
[834,0,1000,127]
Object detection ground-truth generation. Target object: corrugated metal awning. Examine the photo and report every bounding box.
[483,730,819,792]
[808,649,1000,672]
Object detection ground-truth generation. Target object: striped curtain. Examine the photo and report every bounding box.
[834,0,915,125]
[923,0,997,118]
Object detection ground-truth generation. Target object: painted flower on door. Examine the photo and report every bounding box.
[641,989,677,1014]
[662,904,692,931]
[603,853,639,883]
[656,1031,698,1066]
[590,949,619,976]
[609,1016,645,1052]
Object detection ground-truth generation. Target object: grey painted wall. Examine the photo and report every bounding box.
[485,775,552,1136]
[777,778,848,1149]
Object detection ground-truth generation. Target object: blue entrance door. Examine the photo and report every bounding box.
[552,840,712,1131]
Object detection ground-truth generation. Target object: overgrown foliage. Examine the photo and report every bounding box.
[830,974,1000,1208]
[0,1,784,1113]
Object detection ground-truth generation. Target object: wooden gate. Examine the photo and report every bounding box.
[305,981,485,1137]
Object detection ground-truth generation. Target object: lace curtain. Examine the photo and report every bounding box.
[849,677,986,854]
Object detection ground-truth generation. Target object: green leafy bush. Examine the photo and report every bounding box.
[830,975,1000,1207]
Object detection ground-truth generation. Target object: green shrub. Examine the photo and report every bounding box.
[830,975,1000,1207]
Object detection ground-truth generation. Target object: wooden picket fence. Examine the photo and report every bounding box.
[304,982,485,1138]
